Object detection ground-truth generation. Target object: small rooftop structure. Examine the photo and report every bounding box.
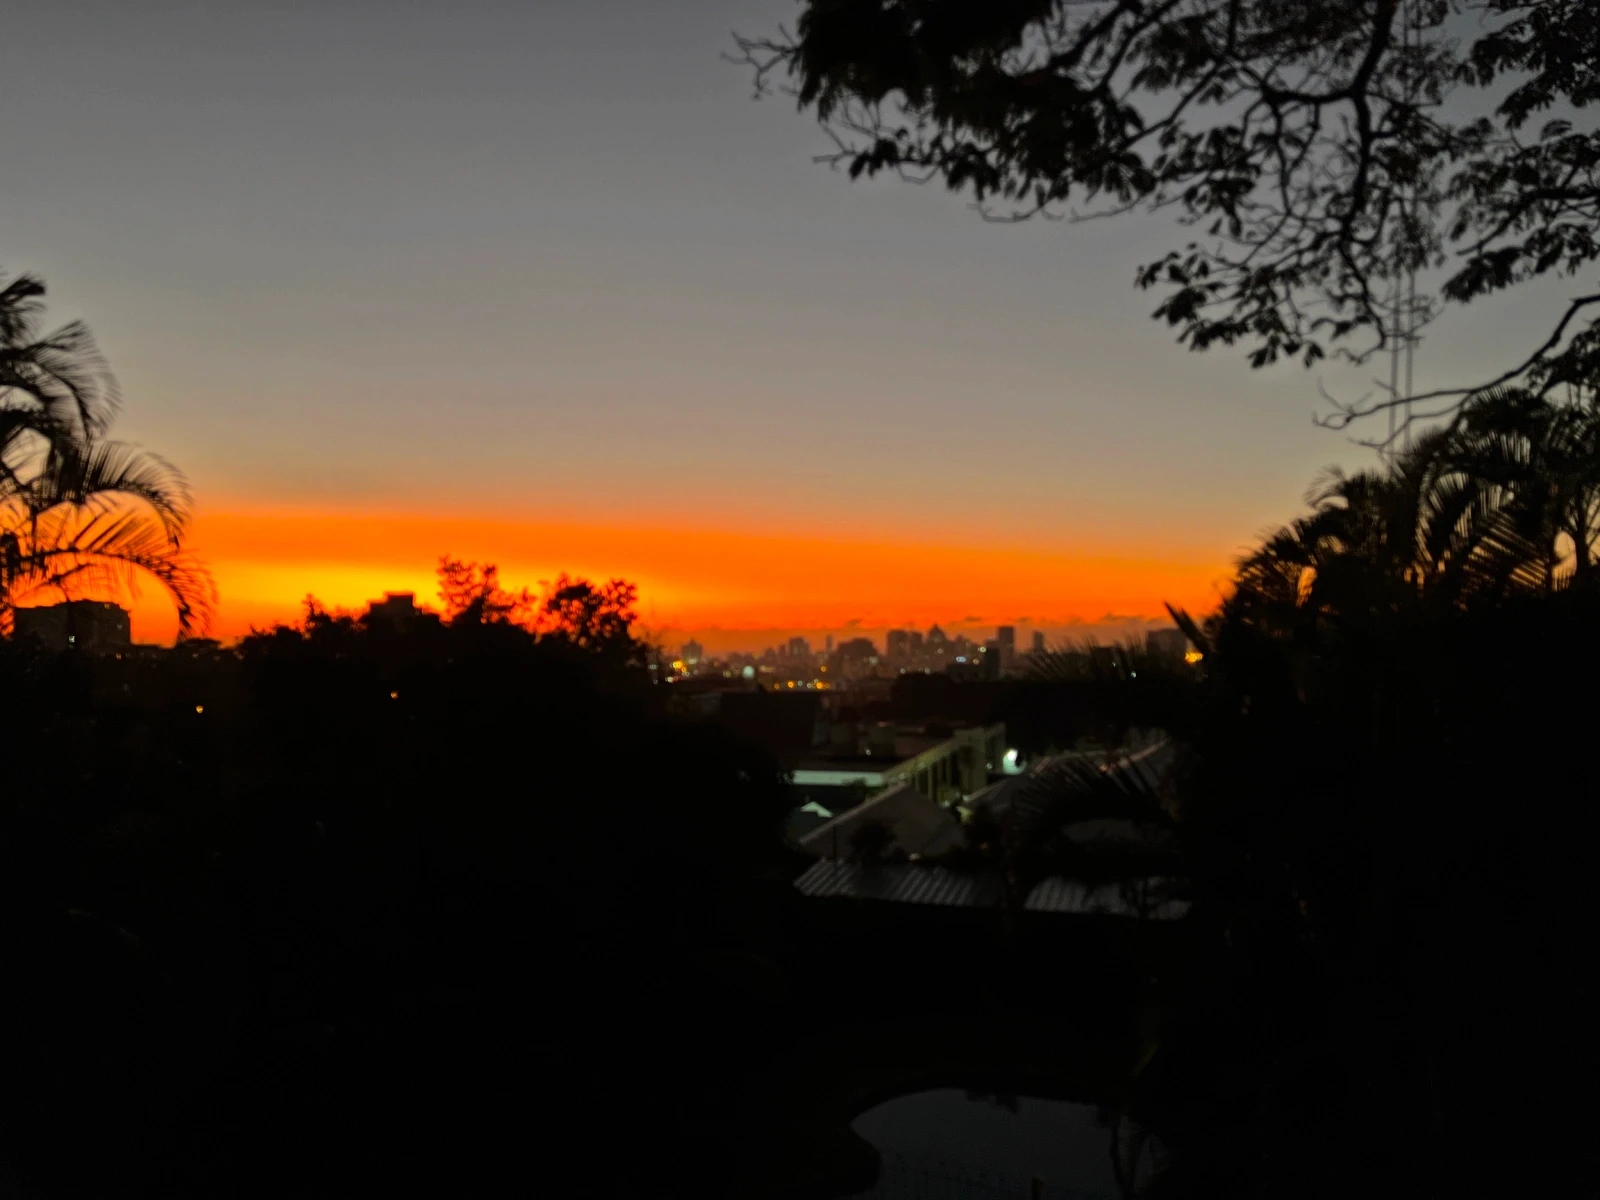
[362,592,442,633]
[365,592,417,626]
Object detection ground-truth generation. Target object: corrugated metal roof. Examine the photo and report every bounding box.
[794,862,1189,920]
[1025,876,1189,920]
[793,860,1002,907]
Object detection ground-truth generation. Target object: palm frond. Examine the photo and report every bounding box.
[1228,382,1600,624]
[0,270,118,438]
[24,440,192,540]
[13,508,216,636]
[992,746,1183,895]
[1165,604,1211,657]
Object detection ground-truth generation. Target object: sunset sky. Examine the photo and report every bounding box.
[1,0,1564,649]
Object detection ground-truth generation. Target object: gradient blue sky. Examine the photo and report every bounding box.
[0,0,1572,644]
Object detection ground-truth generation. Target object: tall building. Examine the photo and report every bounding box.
[683,638,704,665]
[886,629,910,661]
[1032,630,1047,654]
[833,636,878,679]
[825,633,834,654]
[837,636,877,660]
[787,635,811,659]
[13,600,132,653]
[997,625,1016,670]
[926,624,947,645]
[909,630,924,653]
[982,638,1003,681]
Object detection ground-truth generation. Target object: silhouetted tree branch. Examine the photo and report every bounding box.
[735,1,1600,419]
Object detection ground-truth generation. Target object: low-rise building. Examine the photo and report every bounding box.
[12,600,131,653]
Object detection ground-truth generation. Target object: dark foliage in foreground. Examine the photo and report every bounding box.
[0,613,795,1198]
[1131,592,1599,1197]
[1123,408,1600,1197]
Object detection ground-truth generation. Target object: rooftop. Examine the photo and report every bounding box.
[796,782,966,860]
[794,860,1189,920]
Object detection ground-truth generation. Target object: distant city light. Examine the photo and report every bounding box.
[389,691,398,699]
[1184,649,1204,664]
[194,705,204,714]
[659,623,1037,686]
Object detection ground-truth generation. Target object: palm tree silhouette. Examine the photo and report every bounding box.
[1,270,214,637]
[1442,386,1600,589]
[1224,391,1600,631]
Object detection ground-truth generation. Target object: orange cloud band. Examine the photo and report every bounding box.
[123,507,1231,645]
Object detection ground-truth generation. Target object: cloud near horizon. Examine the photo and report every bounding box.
[116,506,1231,648]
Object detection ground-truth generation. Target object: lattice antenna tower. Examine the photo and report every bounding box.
[1388,0,1423,472]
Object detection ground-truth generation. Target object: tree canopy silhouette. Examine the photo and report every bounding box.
[1109,401,1600,1196]
[433,557,643,663]
[0,596,795,1199]
[737,1,1600,418]
[436,556,537,627]
[540,573,640,657]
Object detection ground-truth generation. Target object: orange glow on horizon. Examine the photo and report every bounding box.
[120,506,1233,647]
